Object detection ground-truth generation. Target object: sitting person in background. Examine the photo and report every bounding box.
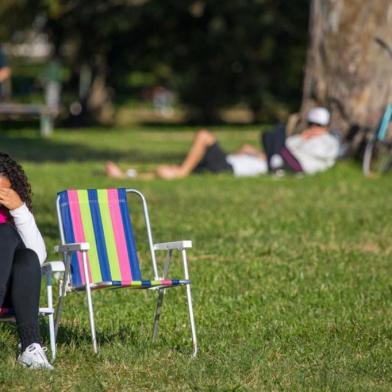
[106,107,339,180]
[262,107,339,175]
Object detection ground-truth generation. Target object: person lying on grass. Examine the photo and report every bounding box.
[0,153,53,370]
[106,107,339,180]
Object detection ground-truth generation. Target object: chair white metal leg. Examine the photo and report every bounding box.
[152,250,172,341]
[45,270,56,360]
[82,251,98,353]
[185,284,197,357]
[181,249,198,357]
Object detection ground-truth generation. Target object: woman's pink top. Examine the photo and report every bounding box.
[0,206,10,223]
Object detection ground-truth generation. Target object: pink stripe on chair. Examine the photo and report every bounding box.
[107,189,133,282]
[67,190,92,285]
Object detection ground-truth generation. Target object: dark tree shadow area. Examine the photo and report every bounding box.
[0,120,255,164]
[53,323,141,347]
[47,320,186,354]
[0,134,130,162]
[0,134,185,164]
[138,120,261,130]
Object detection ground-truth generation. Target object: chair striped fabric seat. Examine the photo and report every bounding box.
[71,279,190,291]
[58,188,189,290]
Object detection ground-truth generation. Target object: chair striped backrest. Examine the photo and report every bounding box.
[58,188,142,289]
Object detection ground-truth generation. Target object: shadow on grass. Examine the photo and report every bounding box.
[0,121,260,164]
[53,323,142,347]
[0,135,128,163]
[0,134,185,164]
[50,322,187,355]
[138,121,263,131]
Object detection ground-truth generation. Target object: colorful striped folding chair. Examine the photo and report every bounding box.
[53,188,197,356]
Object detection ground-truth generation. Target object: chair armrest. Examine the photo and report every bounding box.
[42,261,65,273]
[54,242,90,253]
[41,261,65,281]
[154,240,192,251]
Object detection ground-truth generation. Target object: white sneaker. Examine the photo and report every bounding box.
[17,343,54,370]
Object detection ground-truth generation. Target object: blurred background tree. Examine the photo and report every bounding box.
[300,0,392,133]
[0,0,310,125]
[123,0,310,123]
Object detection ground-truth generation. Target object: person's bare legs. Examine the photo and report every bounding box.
[106,129,216,180]
[105,161,157,180]
[105,161,127,178]
[156,129,217,179]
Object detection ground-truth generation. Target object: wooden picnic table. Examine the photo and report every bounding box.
[0,103,57,137]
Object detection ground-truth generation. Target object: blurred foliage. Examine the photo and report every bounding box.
[0,0,310,123]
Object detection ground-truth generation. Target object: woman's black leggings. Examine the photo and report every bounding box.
[0,223,42,351]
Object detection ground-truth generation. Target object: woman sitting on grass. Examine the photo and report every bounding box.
[0,153,53,370]
[106,107,339,180]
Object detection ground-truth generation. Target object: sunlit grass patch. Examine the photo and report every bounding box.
[1,126,392,390]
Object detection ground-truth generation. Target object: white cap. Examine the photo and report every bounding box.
[307,107,330,126]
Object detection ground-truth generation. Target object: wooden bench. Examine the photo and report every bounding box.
[0,103,57,137]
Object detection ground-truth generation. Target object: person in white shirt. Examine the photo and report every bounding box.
[105,107,339,179]
[262,107,339,175]
[0,152,53,370]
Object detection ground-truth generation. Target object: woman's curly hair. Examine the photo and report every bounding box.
[0,153,32,210]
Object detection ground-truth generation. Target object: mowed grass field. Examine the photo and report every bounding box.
[1,125,392,391]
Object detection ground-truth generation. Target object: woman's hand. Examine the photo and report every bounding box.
[0,187,23,210]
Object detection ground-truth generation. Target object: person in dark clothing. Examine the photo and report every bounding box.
[0,153,52,370]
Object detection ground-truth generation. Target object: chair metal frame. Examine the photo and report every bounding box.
[53,188,198,357]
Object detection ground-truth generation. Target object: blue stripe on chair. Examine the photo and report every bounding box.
[141,280,151,288]
[118,188,142,281]
[59,191,82,287]
[87,189,112,282]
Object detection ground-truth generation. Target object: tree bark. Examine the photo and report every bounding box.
[87,68,114,126]
[301,0,392,133]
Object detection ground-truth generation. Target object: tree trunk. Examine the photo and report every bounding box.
[86,59,115,126]
[301,0,392,133]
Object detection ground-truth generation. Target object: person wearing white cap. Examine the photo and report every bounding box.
[286,107,339,174]
[105,107,339,179]
[262,107,339,175]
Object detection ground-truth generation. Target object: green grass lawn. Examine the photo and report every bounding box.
[1,125,392,391]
